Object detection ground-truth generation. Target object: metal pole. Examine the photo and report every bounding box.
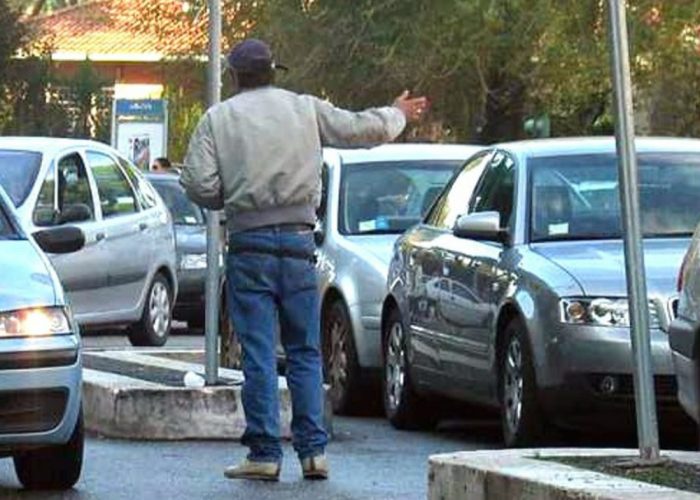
[205,0,222,386]
[608,0,660,460]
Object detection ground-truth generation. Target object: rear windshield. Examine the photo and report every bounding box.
[0,150,42,206]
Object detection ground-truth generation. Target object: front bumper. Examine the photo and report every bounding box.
[669,316,700,423]
[173,269,206,319]
[537,324,681,427]
[0,335,82,451]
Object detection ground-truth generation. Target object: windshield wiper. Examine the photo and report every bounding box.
[532,233,620,243]
[643,232,694,238]
[352,229,402,236]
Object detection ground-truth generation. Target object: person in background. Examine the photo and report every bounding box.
[151,157,173,173]
[181,38,428,483]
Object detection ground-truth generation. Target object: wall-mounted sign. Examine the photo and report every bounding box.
[111,99,168,170]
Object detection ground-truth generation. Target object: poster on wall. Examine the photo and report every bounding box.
[112,99,168,171]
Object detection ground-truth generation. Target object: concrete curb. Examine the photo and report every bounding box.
[428,448,700,500]
[83,351,333,440]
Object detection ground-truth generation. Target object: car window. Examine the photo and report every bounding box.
[317,163,329,221]
[427,152,491,230]
[469,151,516,228]
[34,153,96,227]
[88,151,138,218]
[0,150,42,207]
[118,156,158,210]
[150,180,204,225]
[530,152,700,242]
[0,196,18,239]
[339,160,461,235]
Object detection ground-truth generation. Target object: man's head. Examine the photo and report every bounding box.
[227,39,286,91]
[152,157,172,172]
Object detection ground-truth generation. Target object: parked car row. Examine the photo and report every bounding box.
[4,133,700,466]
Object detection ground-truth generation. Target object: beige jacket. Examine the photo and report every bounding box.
[180,86,406,232]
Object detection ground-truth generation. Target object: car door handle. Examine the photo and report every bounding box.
[138,222,148,231]
[95,232,106,242]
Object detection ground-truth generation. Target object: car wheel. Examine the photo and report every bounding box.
[219,293,242,370]
[499,318,544,447]
[322,300,362,415]
[14,408,84,490]
[382,306,437,430]
[128,274,172,347]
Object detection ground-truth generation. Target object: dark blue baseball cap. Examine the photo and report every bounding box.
[226,39,288,73]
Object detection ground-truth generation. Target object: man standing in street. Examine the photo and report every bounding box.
[181,38,428,482]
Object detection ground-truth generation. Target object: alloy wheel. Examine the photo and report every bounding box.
[149,281,171,338]
[327,313,349,403]
[385,321,406,413]
[503,336,524,436]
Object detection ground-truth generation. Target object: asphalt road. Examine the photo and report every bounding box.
[81,325,204,351]
[0,416,503,500]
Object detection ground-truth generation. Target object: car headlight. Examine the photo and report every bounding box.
[180,252,225,270]
[560,298,659,329]
[0,307,72,338]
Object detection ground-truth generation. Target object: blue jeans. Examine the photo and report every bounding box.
[226,226,328,463]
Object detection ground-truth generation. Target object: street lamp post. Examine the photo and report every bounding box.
[204,0,222,386]
[607,0,660,461]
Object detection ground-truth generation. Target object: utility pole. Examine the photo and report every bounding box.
[204,0,222,386]
[608,0,660,461]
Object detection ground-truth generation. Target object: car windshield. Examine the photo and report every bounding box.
[0,150,42,206]
[530,152,700,242]
[339,160,461,235]
[150,180,204,225]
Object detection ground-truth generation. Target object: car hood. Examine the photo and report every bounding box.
[531,239,689,296]
[175,224,206,256]
[0,240,57,311]
[344,234,400,269]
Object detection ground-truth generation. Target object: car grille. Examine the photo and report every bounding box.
[0,349,78,370]
[0,389,67,434]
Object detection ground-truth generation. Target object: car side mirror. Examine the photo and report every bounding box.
[33,226,85,254]
[59,204,92,224]
[453,211,509,244]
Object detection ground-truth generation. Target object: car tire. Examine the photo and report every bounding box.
[219,293,242,370]
[128,274,172,347]
[322,300,363,415]
[499,318,544,447]
[14,408,84,490]
[382,306,438,430]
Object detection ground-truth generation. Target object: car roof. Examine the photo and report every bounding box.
[495,136,700,158]
[326,143,482,164]
[0,137,115,157]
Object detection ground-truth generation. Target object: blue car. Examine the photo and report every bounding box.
[0,186,85,489]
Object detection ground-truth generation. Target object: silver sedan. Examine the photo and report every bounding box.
[0,138,178,346]
[382,137,698,445]
[317,144,480,414]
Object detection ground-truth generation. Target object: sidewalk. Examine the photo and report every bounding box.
[82,349,333,440]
